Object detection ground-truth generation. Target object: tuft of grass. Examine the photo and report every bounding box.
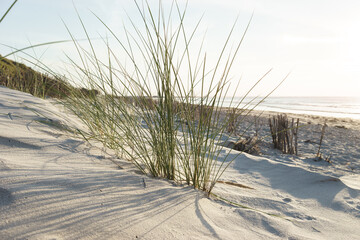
[61,0,285,195]
[2,0,285,195]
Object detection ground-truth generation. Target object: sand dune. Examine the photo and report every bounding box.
[0,86,359,239]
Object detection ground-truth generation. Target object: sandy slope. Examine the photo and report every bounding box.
[0,86,359,239]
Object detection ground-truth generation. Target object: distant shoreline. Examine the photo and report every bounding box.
[217,96,360,120]
[247,108,360,131]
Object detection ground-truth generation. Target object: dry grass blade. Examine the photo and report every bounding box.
[0,0,18,23]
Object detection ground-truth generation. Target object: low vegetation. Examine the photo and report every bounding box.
[1,0,285,195]
[0,55,71,98]
[60,0,285,195]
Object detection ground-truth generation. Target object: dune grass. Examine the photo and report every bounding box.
[60,0,285,195]
[2,0,285,195]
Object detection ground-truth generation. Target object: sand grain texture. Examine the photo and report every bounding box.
[0,86,359,239]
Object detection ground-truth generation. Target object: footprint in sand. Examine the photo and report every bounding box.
[0,158,11,170]
[290,212,316,221]
[282,198,292,203]
[0,187,13,206]
[28,234,63,240]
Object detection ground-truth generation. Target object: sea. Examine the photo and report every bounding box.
[220,96,360,120]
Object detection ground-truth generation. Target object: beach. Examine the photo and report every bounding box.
[1,86,359,239]
[230,108,360,175]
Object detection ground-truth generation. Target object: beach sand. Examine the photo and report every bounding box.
[229,108,360,175]
[0,86,359,239]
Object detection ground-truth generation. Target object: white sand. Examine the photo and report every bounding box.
[230,108,360,175]
[1,86,359,239]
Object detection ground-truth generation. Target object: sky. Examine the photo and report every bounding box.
[0,0,359,97]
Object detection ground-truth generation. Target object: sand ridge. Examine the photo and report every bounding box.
[0,86,359,239]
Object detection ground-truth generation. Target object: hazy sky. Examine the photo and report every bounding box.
[1,0,359,97]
